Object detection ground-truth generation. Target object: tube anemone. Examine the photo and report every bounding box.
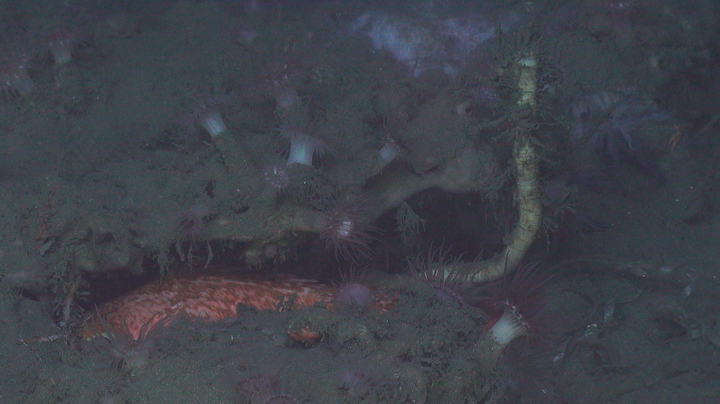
[336,266,376,313]
[278,106,329,167]
[270,79,299,110]
[262,161,292,193]
[337,282,374,312]
[176,204,211,243]
[197,106,227,137]
[47,28,79,65]
[286,132,326,166]
[87,310,176,372]
[236,374,298,404]
[0,54,33,96]
[407,244,472,307]
[315,197,376,260]
[472,264,551,374]
[378,134,406,165]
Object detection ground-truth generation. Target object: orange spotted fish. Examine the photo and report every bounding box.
[82,274,397,342]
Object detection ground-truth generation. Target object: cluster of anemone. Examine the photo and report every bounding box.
[0,27,84,97]
[407,247,553,374]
